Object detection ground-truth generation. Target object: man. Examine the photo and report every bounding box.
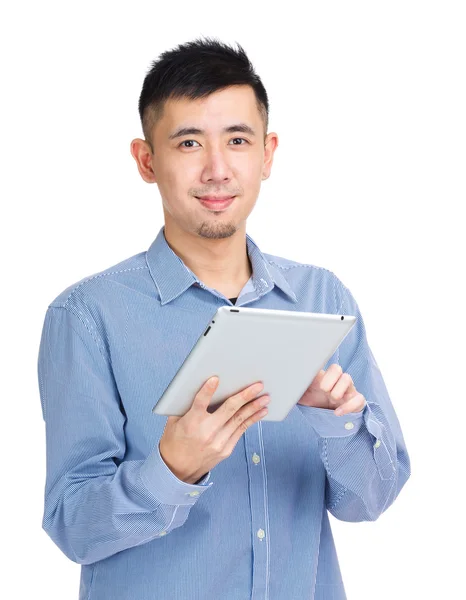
[37,36,411,600]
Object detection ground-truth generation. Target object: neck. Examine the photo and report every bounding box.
[162,222,252,297]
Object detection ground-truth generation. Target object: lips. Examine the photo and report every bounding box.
[196,196,236,210]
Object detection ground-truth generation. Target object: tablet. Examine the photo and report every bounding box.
[152,306,356,422]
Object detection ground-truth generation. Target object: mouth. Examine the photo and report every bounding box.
[196,196,236,210]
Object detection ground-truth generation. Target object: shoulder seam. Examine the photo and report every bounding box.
[47,304,110,365]
[50,265,148,307]
[337,285,346,314]
[267,258,344,315]
[334,279,351,314]
[267,259,336,276]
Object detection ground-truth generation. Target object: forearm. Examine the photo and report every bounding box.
[43,443,213,565]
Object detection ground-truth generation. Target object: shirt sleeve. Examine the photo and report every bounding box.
[297,280,411,522]
[37,304,213,565]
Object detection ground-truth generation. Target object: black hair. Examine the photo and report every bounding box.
[138,36,269,152]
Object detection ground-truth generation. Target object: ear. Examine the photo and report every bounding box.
[130,138,157,184]
[262,132,279,180]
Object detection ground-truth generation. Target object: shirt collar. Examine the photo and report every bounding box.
[145,226,298,306]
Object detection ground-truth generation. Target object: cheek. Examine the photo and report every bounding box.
[225,153,260,183]
[158,161,193,194]
[241,155,263,184]
[243,153,264,177]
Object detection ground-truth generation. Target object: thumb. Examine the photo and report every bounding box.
[191,375,219,412]
[166,415,181,424]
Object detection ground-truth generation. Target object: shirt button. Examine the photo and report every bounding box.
[374,439,381,448]
[252,453,261,464]
[344,422,354,430]
[159,531,167,536]
[257,528,265,540]
[188,491,200,496]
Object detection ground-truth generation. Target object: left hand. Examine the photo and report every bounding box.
[297,364,366,416]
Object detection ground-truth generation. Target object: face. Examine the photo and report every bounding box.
[130,85,278,240]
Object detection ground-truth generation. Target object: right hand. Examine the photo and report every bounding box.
[158,376,270,484]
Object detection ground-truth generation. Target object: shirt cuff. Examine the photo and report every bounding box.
[193,472,212,485]
[139,442,213,506]
[297,402,372,438]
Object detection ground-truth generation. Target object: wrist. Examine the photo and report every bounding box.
[159,443,191,483]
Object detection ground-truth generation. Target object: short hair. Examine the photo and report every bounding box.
[138,36,269,152]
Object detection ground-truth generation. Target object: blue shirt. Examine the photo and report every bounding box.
[37,225,411,600]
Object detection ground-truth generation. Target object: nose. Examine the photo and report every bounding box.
[200,147,234,185]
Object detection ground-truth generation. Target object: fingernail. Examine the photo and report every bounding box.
[335,408,343,416]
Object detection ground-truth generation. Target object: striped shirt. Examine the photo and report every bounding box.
[37,225,411,599]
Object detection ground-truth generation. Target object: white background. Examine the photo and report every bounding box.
[2,1,464,598]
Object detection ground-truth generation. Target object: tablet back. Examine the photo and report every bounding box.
[152,306,356,422]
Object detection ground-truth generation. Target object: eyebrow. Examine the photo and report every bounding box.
[168,123,256,140]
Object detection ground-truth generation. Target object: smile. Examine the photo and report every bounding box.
[196,196,236,210]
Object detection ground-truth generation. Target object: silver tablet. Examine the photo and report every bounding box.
[152,306,356,422]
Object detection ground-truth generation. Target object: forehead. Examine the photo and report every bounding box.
[160,85,261,135]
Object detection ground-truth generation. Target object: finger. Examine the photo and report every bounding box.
[320,364,343,393]
[190,376,220,413]
[220,394,270,456]
[328,372,354,405]
[166,415,182,426]
[306,369,325,393]
[334,393,366,416]
[311,369,326,386]
[212,380,264,428]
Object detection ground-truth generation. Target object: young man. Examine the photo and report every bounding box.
[37,37,411,600]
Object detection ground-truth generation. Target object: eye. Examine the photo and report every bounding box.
[178,137,249,148]
[229,138,249,145]
[179,140,200,148]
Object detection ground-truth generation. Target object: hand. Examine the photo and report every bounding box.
[159,377,270,484]
[297,364,366,416]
